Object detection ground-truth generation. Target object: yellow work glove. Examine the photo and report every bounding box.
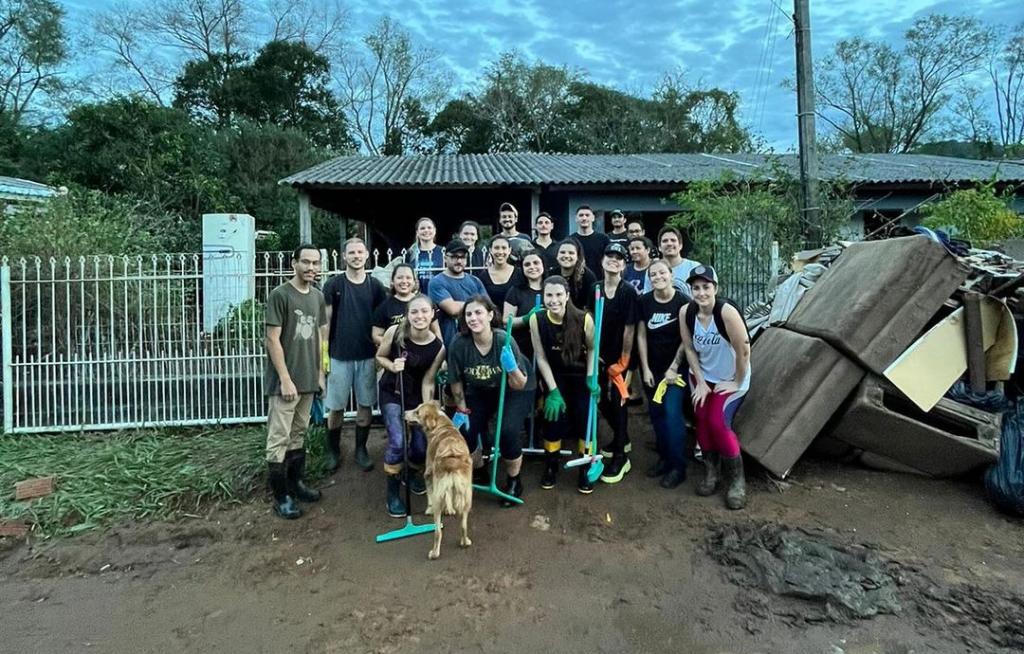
[653,377,686,404]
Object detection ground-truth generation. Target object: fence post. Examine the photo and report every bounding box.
[1,264,12,434]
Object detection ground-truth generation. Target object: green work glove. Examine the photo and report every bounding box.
[435,369,449,385]
[587,376,600,399]
[544,388,566,421]
[524,304,544,320]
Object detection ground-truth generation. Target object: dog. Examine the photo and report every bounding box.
[407,401,473,560]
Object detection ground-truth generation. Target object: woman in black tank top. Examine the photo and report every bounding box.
[530,276,597,494]
[374,295,446,518]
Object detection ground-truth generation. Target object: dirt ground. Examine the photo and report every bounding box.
[2,414,1023,654]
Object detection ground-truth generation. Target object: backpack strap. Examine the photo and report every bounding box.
[686,298,735,344]
[685,301,698,338]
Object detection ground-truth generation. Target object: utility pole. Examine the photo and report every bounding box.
[794,0,821,244]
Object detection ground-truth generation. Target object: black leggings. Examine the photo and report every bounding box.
[464,386,532,460]
[541,375,591,453]
[598,363,630,455]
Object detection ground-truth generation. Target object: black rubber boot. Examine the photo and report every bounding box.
[540,452,559,489]
[354,425,374,472]
[696,452,721,497]
[268,462,302,519]
[386,474,407,518]
[285,450,321,502]
[406,467,426,496]
[600,454,631,484]
[577,464,595,495]
[325,427,342,472]
[723,455,747,510]
[500,474,523,508]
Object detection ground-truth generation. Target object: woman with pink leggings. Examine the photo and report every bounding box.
[666,264,751,510]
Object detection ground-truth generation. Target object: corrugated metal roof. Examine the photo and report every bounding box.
[280,153,1024,189]
[0,176,62,200]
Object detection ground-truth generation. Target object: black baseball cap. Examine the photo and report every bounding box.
[686,264,718,285]
[445,239,469,254]
[609,209,624,218]
[604,243,628,259]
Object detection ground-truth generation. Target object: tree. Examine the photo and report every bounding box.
[649,74,750,152]
[991,23,1024,153]
[172,51,249,126]
[51,96,231,223]
[425,97,492,154]
[0,0,67,122]
[473,51,581,152]
[815,15,995,153]
[335,17,449,155]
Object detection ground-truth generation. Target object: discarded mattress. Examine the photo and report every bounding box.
[829,376,1000,477]
[734,327,865,478]
[785,235,970,374]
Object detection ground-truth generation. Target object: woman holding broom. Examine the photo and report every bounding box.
[447,295,534,507]
[375,295,445,518]
[530,276,598,494]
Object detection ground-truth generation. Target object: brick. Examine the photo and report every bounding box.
[14,476,56,501]
[0,521,29,538]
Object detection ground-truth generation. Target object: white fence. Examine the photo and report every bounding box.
[0,248,455,434]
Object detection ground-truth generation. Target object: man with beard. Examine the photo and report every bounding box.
[323,238,387,474]
[496,202,532,261]
[428,239,487,347]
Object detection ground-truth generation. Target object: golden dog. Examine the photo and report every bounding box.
[408,401,473,560]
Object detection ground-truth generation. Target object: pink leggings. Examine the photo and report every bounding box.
[693,382,745,459]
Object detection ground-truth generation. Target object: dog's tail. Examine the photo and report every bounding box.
[433,465,472,515]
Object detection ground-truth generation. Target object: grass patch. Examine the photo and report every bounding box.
[1,424,329,539]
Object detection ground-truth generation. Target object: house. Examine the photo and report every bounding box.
[280,153,1024,253]
[0,176,65,215]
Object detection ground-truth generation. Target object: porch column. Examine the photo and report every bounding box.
[298,191,312,244]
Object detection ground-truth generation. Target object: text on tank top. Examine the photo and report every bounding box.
[692,313,742,386]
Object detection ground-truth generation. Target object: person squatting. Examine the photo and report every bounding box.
[263,206,752,520]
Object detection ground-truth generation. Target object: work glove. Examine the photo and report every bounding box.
[524,304,544,321]
[435,369,449,385]
[610,371,629,405]
[587,376,600,399]
[652,377,687,405]
[321,341,330,374]
[499,343,519,373]
[452,411,470,432]
[607,354,630,379]
[544,388,566,421]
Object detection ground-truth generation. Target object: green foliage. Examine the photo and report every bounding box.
[0,0,68,121]
[48,96,233,229]
[0,426,330,538]
[0,187,187,257]
[173,40,353,149]
[211,298,265,343]
[921,185,1023,246]
[669,166,853,297]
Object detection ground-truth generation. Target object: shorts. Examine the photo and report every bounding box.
[325,358,377,411]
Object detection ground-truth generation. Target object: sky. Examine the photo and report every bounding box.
[62,0,1022,150]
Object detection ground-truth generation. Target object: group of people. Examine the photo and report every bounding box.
[262,203,752,522]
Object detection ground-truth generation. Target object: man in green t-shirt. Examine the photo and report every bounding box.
[264,244,328,519]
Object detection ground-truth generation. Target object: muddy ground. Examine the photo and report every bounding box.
[2,414,1023,654]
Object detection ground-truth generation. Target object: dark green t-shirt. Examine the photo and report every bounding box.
[264,282,328,396]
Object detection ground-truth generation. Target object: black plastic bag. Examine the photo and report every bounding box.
[985,403,1024,517]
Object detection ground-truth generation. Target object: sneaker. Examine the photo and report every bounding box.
[577,465,595,494]
[659,468,687,489]
[646,459,671,478]
[600,456,631,484]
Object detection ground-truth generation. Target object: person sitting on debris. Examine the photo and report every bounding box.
[263,244,328,519]
[374,294,446,518]
[668,264,751,510]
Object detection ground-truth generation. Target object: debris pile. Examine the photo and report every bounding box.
[736,235,1019,485]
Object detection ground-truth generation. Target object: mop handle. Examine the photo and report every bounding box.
[397,346,413,517]
[491,317,516,479]
[589,285,605,456]
[528,294,541,449]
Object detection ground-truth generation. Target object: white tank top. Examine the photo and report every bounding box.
[692,313,750,390]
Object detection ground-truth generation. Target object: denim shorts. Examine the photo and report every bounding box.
[325,358,377,411]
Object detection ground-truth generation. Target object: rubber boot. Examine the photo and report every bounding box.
[354,425,374,472]
[723,455,747,510]
[325,427,342,472]
[695,451,720,497]
[500,474,523,508]
[386,474,407,518]
[285,450,321,502]
[540,452,559,489]
[267,462,302,519]
[646,459,670,478]
[406,467,426,496]
[577,464,595,494]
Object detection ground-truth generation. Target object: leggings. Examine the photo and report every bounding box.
[598,363,630,455]
[542,375,590,454]
[464,387,532,460]
[382,402,427,473]
[691,379,745,458]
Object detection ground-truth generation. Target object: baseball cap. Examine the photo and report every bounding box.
[604,243,628,259]
[444,239,469,254]
[609,209,624,218]
[686,264,718,285]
